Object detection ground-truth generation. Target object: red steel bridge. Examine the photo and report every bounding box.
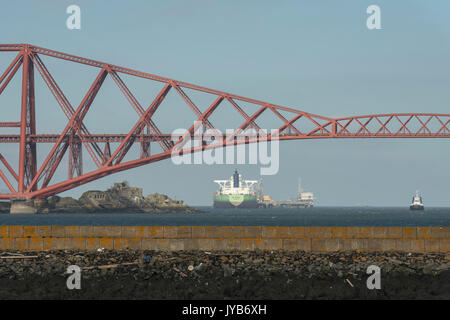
[1,43,450,201]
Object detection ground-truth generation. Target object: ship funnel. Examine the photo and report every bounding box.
[233,169,239,188]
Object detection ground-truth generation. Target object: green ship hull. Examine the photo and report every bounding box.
[213,194,258,208]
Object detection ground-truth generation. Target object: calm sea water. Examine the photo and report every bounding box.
[0,207,448,226]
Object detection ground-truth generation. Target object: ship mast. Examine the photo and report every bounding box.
[257,179,263,203]
[298,177,302,198]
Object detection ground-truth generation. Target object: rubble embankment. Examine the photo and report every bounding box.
[0,250,448,299]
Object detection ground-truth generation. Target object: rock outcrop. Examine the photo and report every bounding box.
[0,201,9,213]
[1,182,197,214]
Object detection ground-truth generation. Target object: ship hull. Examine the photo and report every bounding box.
[213,194,258,208]
[410,205,424,210]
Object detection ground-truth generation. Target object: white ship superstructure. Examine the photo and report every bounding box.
[213,170,259,208]
[214,170,258,195]
[297,178,315,207]
[410,190,424,210]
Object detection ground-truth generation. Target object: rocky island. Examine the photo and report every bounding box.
[0,182,198,214]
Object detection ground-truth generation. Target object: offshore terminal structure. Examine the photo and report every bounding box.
[259,177,315,208]
[213,170,314,209]
[272,178,315,208]
[2,44,450,213]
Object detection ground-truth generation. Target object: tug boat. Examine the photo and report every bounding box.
[410,190,424,210]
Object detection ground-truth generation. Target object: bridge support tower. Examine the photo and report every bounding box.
[10,198,37,214]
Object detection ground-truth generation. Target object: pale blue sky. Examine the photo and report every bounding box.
[2,0,450,206]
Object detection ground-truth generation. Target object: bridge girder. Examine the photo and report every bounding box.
[1,44,450,200]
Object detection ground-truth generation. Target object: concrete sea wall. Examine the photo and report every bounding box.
[0,226,448,252]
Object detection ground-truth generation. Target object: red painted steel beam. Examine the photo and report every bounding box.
[375,116,393,135]
[0,134,176,143]
[0,53,23,95]
[18,46,35,193]
[275,114,303,136]
[172,83,215,130]
[268,106,302,136]
[2,127,450,144]
[27,134,325,199]
[106,82,172,166]
[173,96,224,149]
[26,69,108,192]
[226,106,268,142]
[19,130,450,200]
[2,44,450,201]
[226,97,261,131]
[0,153,18,182]
[31,54,106,166]
[2,44,328,120]
[0,168,15,193]
[41,144,69,188]
[108,70,172,152]
[0,122,20,127]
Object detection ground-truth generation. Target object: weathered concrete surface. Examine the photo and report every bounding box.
[0,226,448,252]
[9,200,37,214]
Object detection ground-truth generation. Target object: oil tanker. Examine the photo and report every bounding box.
[213,170,258,208]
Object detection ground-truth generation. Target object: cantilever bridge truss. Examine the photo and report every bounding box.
[1,43,450,200]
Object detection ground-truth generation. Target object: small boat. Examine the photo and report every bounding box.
[410,190,424,210]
